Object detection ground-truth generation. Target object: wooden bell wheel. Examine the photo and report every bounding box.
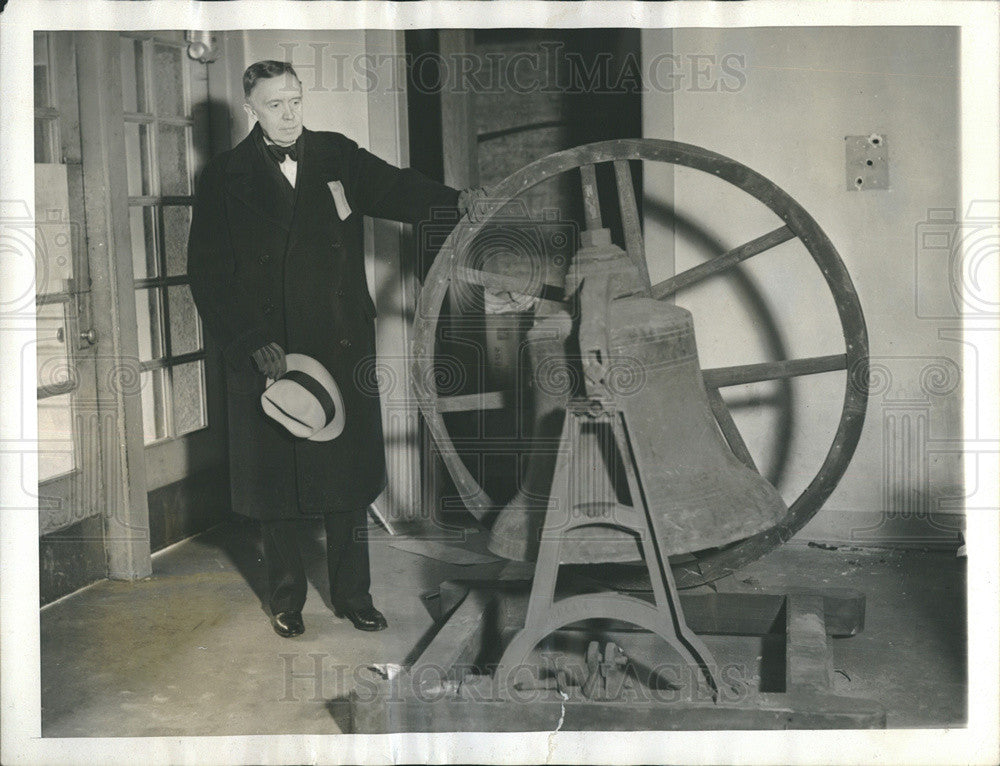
[411,139,869,588]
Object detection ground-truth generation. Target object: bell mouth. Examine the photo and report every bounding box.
[486,505,646,564]
[486,459,789,565]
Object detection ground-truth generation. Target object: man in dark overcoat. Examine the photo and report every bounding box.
[188,60,465,637]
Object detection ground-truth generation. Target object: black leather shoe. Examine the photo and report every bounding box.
[334,605,388,631]
[271,610,305,638]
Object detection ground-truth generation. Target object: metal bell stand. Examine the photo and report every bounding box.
[350,399,885,732]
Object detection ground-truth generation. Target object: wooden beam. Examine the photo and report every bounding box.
[435,390,508,413]
[433,581,867,637]
[786,593,834,692]
[439,30,479,189]
[652,225,795,298]
[702,353,848,388]
[76,32,152,579]
[412,589,497,683]
[351,682,885,732]
[579,163,602,230]
[614,159,650,288]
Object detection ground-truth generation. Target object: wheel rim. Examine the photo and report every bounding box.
[412,138,869,587]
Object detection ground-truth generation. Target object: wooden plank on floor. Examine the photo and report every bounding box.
[786,594,834,692]
[350,683,885,732]
[413,589,497,682]
[433,580,866,636]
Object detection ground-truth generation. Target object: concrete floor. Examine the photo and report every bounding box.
[40,520,966,736]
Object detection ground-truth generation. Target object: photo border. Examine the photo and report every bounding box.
[2,2,997,764]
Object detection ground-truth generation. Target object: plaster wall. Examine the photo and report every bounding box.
[641,27,963,546]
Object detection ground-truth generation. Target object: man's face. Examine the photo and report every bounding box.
[244,74,303,145]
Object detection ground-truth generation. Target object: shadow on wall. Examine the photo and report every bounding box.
[643,195,795,490]
[191,97,235,177]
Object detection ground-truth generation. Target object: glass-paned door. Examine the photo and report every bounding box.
[121,33,207,445]
[33,32,104,534]
[118,32,222,489]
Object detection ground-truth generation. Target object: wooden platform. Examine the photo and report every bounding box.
[349,580,887,732]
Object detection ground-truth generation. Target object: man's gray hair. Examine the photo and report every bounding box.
[243,60,300,98]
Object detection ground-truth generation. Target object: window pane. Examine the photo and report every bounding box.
[140,368,168,443]
[129,205,158,279]
[167,284,202,356]
[163,206,190,276]
[157,123,191,196]
[135,288,163,361]
[34,162,74,293]
[171,360,206,436]
[154,44,185,116]
[38,393,75,481]
[36,301,72,392]
[124,122,152,196]
[120,37,147,113]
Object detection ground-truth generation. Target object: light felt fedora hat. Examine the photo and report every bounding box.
[260,353,346,441]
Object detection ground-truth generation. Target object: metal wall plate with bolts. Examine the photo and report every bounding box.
[845,133,889,191]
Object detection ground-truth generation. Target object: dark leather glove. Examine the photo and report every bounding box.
[251,342,287,379]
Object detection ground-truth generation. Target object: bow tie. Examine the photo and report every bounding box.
[266,142,298,163]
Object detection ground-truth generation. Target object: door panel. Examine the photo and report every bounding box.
[34,32,104,536]
[117,32,224,489]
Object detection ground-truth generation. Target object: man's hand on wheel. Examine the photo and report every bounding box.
[457,186,489,222]
[251,342,287,379]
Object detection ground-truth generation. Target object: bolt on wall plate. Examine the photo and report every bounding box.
[845,133,889,191]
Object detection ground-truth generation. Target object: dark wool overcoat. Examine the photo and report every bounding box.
[188,123,458,519]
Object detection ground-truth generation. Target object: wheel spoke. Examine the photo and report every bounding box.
[706,387,758,472]
[579,163,603,230]
[702,353,847,388]
[652,225,795,299]
[454,266,565,302]
[614,160,650,287]
[436,390,509,413]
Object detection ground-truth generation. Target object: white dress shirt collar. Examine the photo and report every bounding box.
[262,131,298,189]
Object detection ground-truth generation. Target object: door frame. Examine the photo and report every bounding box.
[365,29,426,524]
[74,31,152,579]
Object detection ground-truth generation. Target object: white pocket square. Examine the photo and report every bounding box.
[327,180,353,221]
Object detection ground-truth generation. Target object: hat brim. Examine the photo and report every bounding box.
[265,353,346,441]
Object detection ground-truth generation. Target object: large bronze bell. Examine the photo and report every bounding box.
[487,232,788,563]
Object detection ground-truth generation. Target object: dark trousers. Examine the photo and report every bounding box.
[260,507,373,615]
